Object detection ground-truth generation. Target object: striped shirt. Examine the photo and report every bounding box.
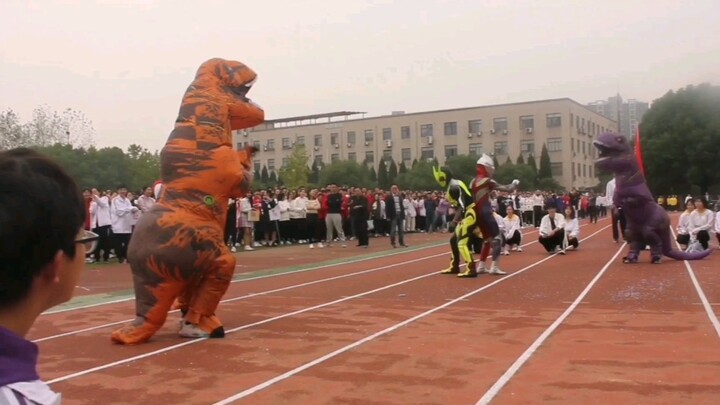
[0,326,61,405]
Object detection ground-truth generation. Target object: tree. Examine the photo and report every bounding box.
[126,144,160,189]
[516,154,525,165]
[538,144,552,179]
[1,106,95,149]
[495,163,536,191]
[309,160,320,185]
[492,154,500,169]
[377,160,390,189]
[398,161,408,175]
[318,160,374,188]
[395,159,443,191]
[445,154,479,183]
[278,145,310,189]
[411,158,418,169]
[388,159,398,185]
[369,165,377,184]
[641,83,720,195]
[505,156,513,165]
[526,153,538,176]
[260,165,269,184]
[0,109,25,150]
[269,171,278,186]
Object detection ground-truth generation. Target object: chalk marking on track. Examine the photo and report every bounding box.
[670,227,720,338]
[41,242,446,315]
[45,227,587,385]
[475,241,625,405]
[209,225,610,405]
[34,227,551,342]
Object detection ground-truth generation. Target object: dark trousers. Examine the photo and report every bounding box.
[539,229,565,252]
[113,232,131,262]
[92,224,112,261]
[567,236,579,248]
[353,217,369,246]
[390,217,405,246]
[697,230,710,250]
[533,206,543,227]
[504,230,521,246]
[611,208,626,242]
[588,206,598,223]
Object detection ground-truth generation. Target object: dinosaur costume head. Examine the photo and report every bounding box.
[593,132,633,174]
[433,166,454,189]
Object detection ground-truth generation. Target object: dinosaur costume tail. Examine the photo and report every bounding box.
[662,228,712,261]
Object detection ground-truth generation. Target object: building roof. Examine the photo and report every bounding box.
[263,111,367,125]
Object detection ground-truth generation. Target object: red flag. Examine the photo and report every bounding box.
[634,126,645,177]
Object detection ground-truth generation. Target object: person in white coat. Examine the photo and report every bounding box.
[89,188,113,262]
[502,206,523,255]
[688,197,715,250]
[111,186,138,263]
[714,206,720,247]
[564,206,580,250]
[675,200,694,250]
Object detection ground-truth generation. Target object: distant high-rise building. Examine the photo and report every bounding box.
[586,94,649,139]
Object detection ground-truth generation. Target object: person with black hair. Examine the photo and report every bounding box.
[0,148,96,403]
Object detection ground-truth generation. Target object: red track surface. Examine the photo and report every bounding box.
[30,219,720,404]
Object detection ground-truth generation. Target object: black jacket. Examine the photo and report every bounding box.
[385,193,405,220]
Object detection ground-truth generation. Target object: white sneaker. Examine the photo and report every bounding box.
[489,265,507,275]
[517,246,523,252]
[502,249,509,256]
[309,243,314,249]
[559,248,566,255]
[178,322,209,338]
[477,262,489,274]
[244,245,254,251]
[511,245,518,252]
[318,242,325,248]
[230,246,237,253]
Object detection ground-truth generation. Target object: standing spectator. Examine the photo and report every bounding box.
[323,183,346,247]
[237,192,255,251]
[424,193,437,233]
[306,189,323,248]
[135,186,156,215]
[404,193,416,232]
[89,188,113,263]
[225,198,238,252]
[564,206,580,250]
[0,148,91,405]
[351,188,370,248]
[531,190,544,227]
[714,203,720,247]
[385,184,407,248]
[110,185,137,263]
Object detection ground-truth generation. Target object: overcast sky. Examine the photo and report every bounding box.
[2,0,719,152]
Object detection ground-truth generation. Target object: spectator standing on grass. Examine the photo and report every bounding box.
[0,148,94,405]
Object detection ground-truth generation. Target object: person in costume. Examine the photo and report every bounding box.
[110,58,264,345]
[433,166,481,275]
[460,154,519,277]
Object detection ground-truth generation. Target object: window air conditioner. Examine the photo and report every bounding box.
[526,128,533,134]
[385,140,392,148]
[347,143,352,148]
[313,146,319,151]
[467,133,474,138]
[428,136,434,145]
[364,141,370,146]
[490,129,496,134]
[502,130,508,135]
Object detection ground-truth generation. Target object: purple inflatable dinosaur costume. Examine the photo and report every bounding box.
[593,132,711,263]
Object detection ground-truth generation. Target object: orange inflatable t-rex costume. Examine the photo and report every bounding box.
[110,58,264,345]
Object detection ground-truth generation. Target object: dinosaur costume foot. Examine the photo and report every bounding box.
[178,314,226,339]
[111,321,161,345]
[651,255,662,264]
[622,254,639,264]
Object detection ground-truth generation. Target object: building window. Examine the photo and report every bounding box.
[253,161,261,174]
[282,137,291,149]
[252,140,261,149]
[551,162,563,176]
[576,139,580,152]
[401,148,411,161]
[520,140,534,155]
[347,131,356,144]
[468,119,482,134]
[348,152,356,162]
[519,115,534,130]
[267,159,275,171]
[570,113,574,127]
[331,153,340,162]
[546,113,562,127]
[582,141,586,155]
[382,150,392,160]
[330,133,339,145]
[365,151,374,163]
[236,142,243,150]
[266,139,275,151]
[547,137,562,152]
[582,164,586,177]
[296,136,305,146]
[420,147,434,160]
[493,117,508,132]
[589,165,593,178]
[282,157,289,167]
[314,134,322,146]
[401,126,410,139]
[494,141,508,155]
[444,122,457,136]
[444,145,458,158]
[576,116,580,128]
[469,143,483,156]
[577,162,581,177]
[382,128,392,140]
[364,129,374,142]
[314,155,323,165]
[420,124,433,137]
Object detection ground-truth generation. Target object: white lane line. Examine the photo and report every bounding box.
[670,227,720,338]
[34,251,447,343]
[35,226,554,342]
[210,225,610,405]
[476,241,625,405]
[46,227,572,386]
[41,242,446,315]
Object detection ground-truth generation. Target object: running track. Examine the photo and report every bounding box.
[28,218,720,404]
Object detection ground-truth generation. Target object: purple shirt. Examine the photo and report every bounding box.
[0,325,60,404]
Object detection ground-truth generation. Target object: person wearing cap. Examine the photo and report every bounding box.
[1,148,96,404]
[538,205,567,254]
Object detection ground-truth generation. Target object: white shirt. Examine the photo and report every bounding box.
[289,197,308,219]
[502,214,521,239]
[539,213,566,237]
[531,194,544,207]
[277,200,291,221]
[136,195,155,214]
[714,211,720,234]
[688,209,714,235]
[493,212,505,232]
[606,179,616,207]
[677,211,692,235]
[89,195,112,228]
[404,198,416,217]
[111,196,137,234]
[564,217,580,238]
